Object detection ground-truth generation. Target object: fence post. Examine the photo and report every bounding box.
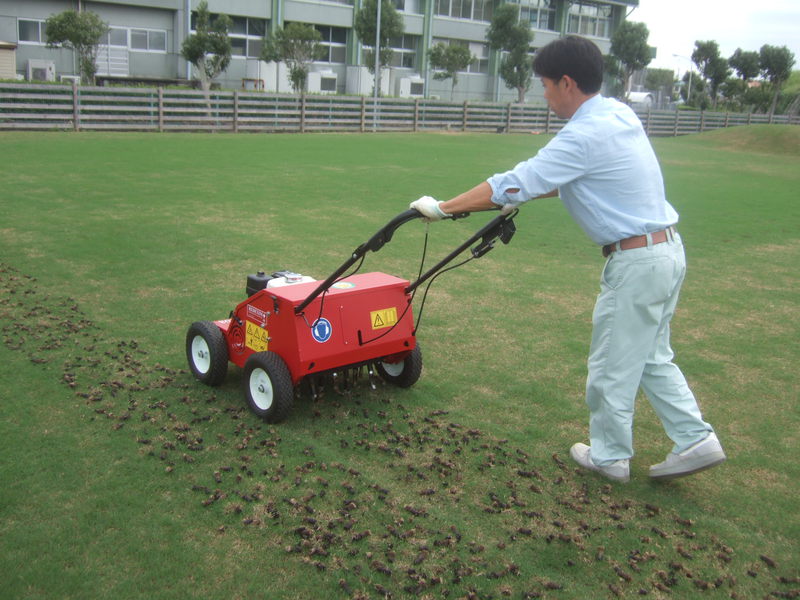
[724,111,729,129]
[506,102,512,133]
[300,95,306,133]
[157,87,164,132]
[645,107,651,135]
[747,112,752,125]
[71,80,80,132]
[699,110,705,133]
[413,98,419,133]
[360,96,366,133]
[233,90,239,133]
[545,108,551,134]
[462,101,468,132]
[673,108,679,136]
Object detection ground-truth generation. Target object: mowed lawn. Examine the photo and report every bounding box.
[1,127,799,599]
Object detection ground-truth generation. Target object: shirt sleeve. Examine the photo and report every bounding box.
[486,128,588,208]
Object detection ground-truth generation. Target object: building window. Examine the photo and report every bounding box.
[392,0,423,14]
[432,38,488,74]
[18,19,45,44]
[513,0,556,31]
[468,41,489,74]
[473,0,494,22]
[101,27,167,52]
[131,29,167,52]
[567,3,612,39]
[388,35,418,68]
[314,25,347,64]
[435,0,492,22]
[192,12,267,58]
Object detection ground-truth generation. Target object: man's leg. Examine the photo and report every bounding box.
[639,241,713,453]
[585,247,676,465]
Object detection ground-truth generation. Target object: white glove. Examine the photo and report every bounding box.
[410,196,450,222]
[500,202,521,215]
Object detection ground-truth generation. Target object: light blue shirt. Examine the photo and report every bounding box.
[487,94,678,245]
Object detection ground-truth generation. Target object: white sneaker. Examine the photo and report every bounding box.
[649,432,726,480]
[569,443,630,483]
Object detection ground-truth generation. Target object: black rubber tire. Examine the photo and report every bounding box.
[376,343,423,388]
[242,351,294,423]
[186,321,228,386]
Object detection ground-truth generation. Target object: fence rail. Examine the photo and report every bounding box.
[2,82,797,135]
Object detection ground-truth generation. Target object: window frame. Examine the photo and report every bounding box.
[191,12,267,59]
[313,25,348,65]
[100,26,168,53]
[388,34,419,69]
[18,18,46,45]
[566,2,612,39]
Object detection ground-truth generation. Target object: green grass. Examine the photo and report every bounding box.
[1,128,799,599]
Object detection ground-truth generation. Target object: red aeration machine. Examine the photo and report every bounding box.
[186,208,518,423]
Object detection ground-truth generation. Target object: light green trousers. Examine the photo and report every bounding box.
[586,233,713,466]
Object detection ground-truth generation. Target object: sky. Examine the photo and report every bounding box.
[629,0,800,76]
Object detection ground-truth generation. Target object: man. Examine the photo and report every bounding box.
[410,36,725,483]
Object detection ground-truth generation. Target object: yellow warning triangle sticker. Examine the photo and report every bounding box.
[373,314,385,327]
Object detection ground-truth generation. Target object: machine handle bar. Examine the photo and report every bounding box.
[294,208,506,315]
[405,209,517,294]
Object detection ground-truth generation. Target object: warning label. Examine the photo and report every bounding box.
[370,307,398,330]
[245,321,269,352]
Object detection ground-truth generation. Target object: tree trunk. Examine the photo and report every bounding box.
[198,70,213,119]
[768,88,780,119]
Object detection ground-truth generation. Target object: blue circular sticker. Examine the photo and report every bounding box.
[311,318,332,343]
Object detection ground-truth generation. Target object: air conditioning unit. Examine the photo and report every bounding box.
[345,66,390,97]
[308,71,337,95]
[398,76,424,98]
[60,75,80,84]
[27,59,55,82]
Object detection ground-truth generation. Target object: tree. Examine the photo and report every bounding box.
[645,68,675,103]
[691,40,730,108]
[610,21,652,99]
[45,9,108,85]
[691,40,721,79]
[719,77,747,110]
[180,1,232,93]
[262,23,325,95]
[603,54,625,99]
[729,48,760,81]
[680,71,709,109]
[759,44,795,117]
[706,55,731,108]
[353,0,404,75]
[428,42,475,101]
[485,4,534,103]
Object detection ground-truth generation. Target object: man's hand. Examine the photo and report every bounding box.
[410,196,450,222]
[500,202,520,215]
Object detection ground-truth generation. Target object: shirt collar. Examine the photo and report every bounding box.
[570,93,603,121]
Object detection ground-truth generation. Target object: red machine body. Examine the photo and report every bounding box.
[215,272,415,385]
[185,208,517,423]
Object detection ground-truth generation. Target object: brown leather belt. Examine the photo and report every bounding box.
[602,226,676,258]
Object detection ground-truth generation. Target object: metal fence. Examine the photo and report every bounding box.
[1,82,797,135]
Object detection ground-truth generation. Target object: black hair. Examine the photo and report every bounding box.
[532,35,604,94]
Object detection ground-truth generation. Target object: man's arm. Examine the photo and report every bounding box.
[439,182,496,214]
[439,183,559,215]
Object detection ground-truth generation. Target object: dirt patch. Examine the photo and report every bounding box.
[2,262,798,599]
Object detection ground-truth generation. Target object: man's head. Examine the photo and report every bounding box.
[533,35,604,95]
[533,36,603,119]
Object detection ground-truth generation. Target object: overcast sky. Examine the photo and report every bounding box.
[629,0,800,75]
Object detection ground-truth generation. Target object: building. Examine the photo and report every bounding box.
[0,0,637,102]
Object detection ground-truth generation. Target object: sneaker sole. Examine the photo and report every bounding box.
[649,455,726,480]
